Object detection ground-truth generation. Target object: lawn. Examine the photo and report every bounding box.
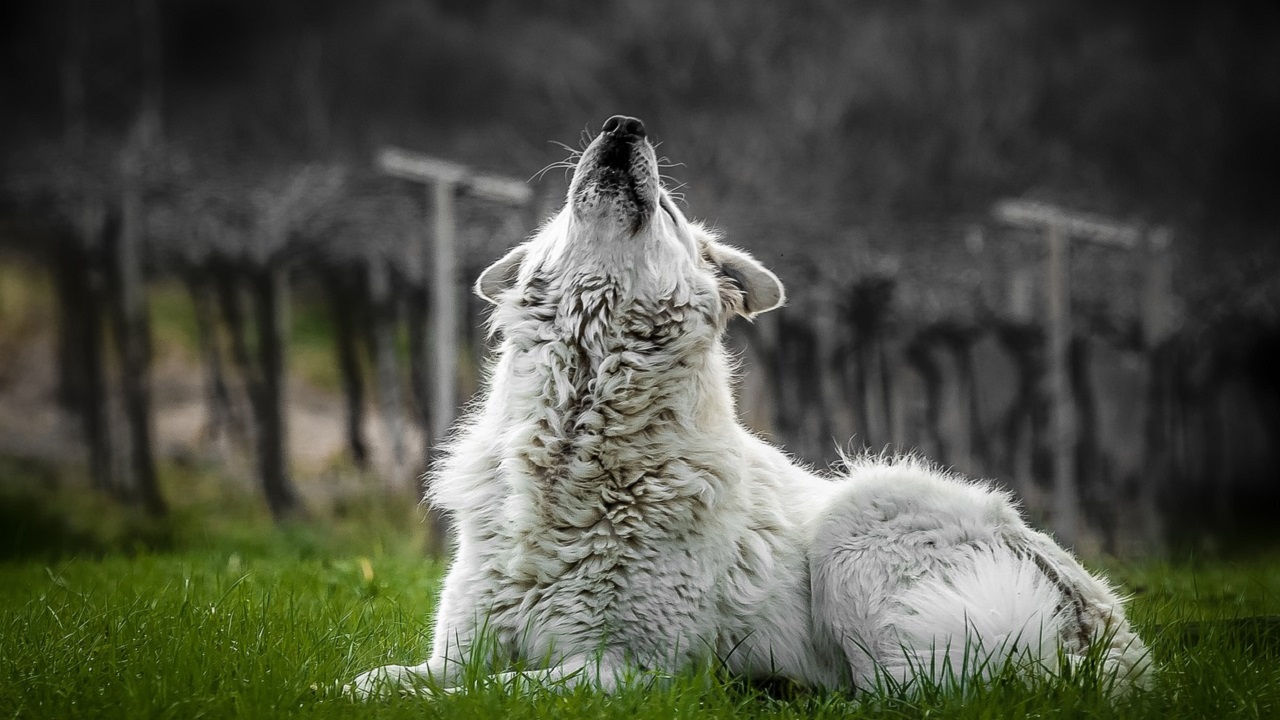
[2,513,1279,720]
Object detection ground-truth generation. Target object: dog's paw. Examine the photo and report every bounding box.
[345,665,423,701]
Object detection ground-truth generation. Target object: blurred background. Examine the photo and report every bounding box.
[0,0,1276,559]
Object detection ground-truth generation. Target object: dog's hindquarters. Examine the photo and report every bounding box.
[872,547,1072,686]
[807,460,1149,692]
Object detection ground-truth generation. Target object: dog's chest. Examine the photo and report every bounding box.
[502,450,722,581]
[494,463,727,661]
[488,293,730,655]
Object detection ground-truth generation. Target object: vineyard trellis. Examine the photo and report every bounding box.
[3,142,1277,555]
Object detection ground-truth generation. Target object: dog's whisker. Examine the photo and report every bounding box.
[529,160,578,183]
[548,140,583,158]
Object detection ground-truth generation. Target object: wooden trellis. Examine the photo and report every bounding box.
[993,199,1173,548]
[377,147,531,547]
[377,147,532,450]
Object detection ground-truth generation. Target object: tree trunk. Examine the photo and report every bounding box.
[219,267,304,521]
[407,283,431,485]
[330,272,369,469]
[410,284,455,553]
[1138,344,1174,555]
[251,264,302,521]
[81,258,114,497]
[1069,334,1098,538]
[53,239,87,418]
[111,175,165,517]
[906,336,945,461]
[133,0,163,150]
[55,237,115,494]
[58,0,119,496]
[940,334,979,474]
[367,257,407,490]
[995,324,1047,511]
[189,274,233,453]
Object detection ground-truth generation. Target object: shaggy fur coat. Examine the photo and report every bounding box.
[350,115,1149,697]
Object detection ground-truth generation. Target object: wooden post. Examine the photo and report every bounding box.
[992,200,1157,549]
[431,179,459,451]
[377,147,530,552]
[376,151,530,447]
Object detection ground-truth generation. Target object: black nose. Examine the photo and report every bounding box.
[602,115,646,140]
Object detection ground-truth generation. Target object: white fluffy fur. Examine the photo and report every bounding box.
[348,120,1150,698]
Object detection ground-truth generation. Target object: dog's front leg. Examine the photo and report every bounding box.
[470,654,650,694]
[346,654,458,699]
[349,653,649,698]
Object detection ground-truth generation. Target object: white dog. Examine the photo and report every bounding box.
[350,115,1149,697]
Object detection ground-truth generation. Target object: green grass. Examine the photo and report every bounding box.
[3,255,1280,716]
[2,509,1279,720]
[0,453,433,563]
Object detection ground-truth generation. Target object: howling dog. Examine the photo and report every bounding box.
[349,115,1149,697]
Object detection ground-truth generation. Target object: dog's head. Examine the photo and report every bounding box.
[477,116,784,332]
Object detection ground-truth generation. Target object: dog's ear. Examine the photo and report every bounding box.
[700,232,785,318]
[475,245,527,305]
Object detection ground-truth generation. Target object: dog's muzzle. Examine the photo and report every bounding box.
[595,115,647,171]
[572,115,655,230]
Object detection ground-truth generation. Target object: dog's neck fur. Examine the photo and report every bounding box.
[486,266,739,531]
[446,135,783,540]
